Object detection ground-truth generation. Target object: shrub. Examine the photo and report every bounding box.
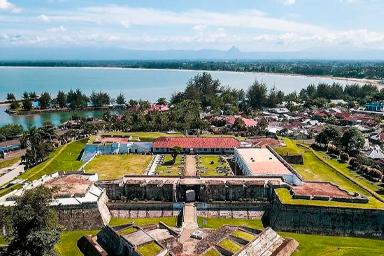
[327,145,340,155]
[349,158,360,169]
[339,152,349,163]
[369,168,383,180]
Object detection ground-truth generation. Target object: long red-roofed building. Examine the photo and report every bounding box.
[153,136,240,154]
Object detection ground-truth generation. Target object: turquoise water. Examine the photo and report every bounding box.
[0,67,365,128]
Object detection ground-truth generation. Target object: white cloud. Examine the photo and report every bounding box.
[0,0,20,13]
[278,0,296,5]
[38,14,51,22]
[46,25,67,33]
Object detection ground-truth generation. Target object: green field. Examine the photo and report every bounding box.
[0,236,6,246]
[197,155,232,176]
[55,230,98,256]
[203,248,221,256]
[274,138,384,209]
[137,241,162,256]
[231,230,255,241]
[109,217,178,227]
[197,217,264,229]
[0,157,20,169]
[281,232,384,256]
[85,154,152,179]
[155,154,184,176]
[218,238,242,254]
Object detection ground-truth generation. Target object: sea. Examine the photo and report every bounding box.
[0,66,368,128]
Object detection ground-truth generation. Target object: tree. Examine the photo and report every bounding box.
[22,98,32,111]
[157,97,167,105]
[90,91,110,107]
[9,101,20,110]
[171,146,182,164]
[6,186,60,256]
[39,92,51,109]
[247,81,267,109]
[56,91,67,108]
[315,126,341,147]
[341,127,365,155]
[116,93,126,105]
[6,93,16,101]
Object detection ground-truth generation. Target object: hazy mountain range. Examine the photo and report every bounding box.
[1,46,384,61]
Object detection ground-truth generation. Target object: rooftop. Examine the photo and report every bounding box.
[292,182,353,199]
[153,137,240,149]
[236,148,292,176]
[45,174,93,197]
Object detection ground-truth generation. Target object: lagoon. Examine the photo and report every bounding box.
[0,67,367,128]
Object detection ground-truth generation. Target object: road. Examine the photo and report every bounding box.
[0,162,25,187]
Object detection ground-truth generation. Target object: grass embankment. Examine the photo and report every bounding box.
[102,131,184,141]
[281,232,384,256]
[55,230,98,256]
[137,241,162,256]
[155,155,184,176]
[274,138,384,209]
[20,139,87,181]
[109,217,178,227]
[85,154,152,179]
[198,155,232,176]
[197,217,264,229]
[0,139,87,197]
[0,157,20,169]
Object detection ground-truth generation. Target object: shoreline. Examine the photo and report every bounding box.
[0,65,381,87]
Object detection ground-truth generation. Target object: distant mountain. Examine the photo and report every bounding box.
[1,46,384,60]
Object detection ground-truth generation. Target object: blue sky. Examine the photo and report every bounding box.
[1,0,384,51]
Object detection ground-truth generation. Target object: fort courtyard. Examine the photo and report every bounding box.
[1,133,384,256]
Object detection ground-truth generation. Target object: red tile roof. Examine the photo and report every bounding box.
[153,137,240,149]
[225,116,257,127]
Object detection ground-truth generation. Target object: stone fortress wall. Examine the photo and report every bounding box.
[266,191,384,238]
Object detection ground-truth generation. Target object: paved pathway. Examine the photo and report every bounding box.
[180,203,198,242]
[0,162,25,187]
[185,155,197,176]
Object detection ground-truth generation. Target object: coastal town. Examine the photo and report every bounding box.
[0,72,383,255]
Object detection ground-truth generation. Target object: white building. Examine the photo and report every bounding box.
[234,148,302,185]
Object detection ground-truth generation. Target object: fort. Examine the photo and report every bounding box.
[1,136,384,255]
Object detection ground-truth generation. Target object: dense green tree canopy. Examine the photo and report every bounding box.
[6,186,60,256]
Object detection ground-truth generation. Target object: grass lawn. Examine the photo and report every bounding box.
[137,242,162,256]
[55,230,98,256]
[0,157,20,169]
[203,248,221,256]
[197,155,232,176]
[197,217,264,229]
[85,154,152,179]
[315,149,384,201]
[109,217,178,227]
[281,232,384,256]
[155,154,184,176]
[218,238,242,254]
[118,226,138,235]
[103,131,184,142]
[231,230,255,241]
[274,137,304,156]
[0,236,7,246]
[19,139,87,181]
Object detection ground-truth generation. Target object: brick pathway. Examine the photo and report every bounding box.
[185,155,197,176]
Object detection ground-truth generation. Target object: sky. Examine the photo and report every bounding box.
[0,0,384,52]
